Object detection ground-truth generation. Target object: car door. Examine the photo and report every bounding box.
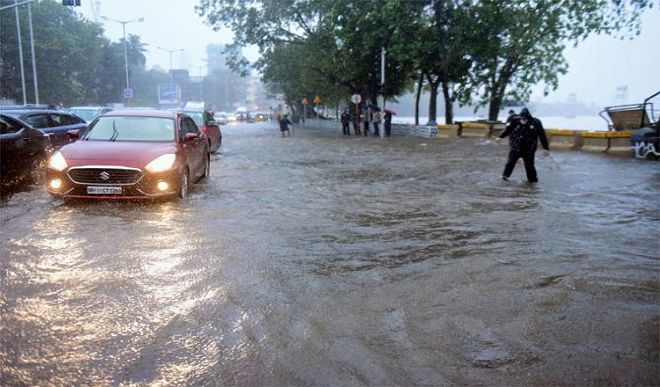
[179,116,206,179]
[21,112,68,148]
[50,112,88,139]
[0,115,42,182]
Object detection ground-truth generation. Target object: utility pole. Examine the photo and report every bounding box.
[14,0,27,105]
[157,46,184,84]
[27,2,38,104]
[101,16,144,102]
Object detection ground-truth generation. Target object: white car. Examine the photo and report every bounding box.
[214,112,228,125]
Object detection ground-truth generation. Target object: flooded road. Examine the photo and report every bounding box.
[1,122,658,385]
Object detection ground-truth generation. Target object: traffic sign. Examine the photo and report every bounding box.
[123,88,134,99]
[313,96,322,104]
[351,94,361,104]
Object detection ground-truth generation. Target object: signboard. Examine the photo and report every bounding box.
[313,96,322,104]
[302,98,309,105]
[158,84,180,105]
[351,94,361,104]
[122,88,133,99]
[170,69,190,84]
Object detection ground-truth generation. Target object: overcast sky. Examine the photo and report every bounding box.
[77,0,659,107]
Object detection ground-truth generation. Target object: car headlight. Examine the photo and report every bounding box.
[145,154,176,173]
[48,151,68,171]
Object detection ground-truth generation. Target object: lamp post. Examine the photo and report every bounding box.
[157,46,184,84]
[101,16,144,93]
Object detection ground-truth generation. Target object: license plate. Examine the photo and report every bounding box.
[87,186,122,195]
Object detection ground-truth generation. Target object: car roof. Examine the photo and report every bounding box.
[0,109,71,116]
[68,106,109,110]
[104,109,178,118]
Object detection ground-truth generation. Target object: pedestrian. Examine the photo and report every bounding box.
[340,110,351,135]
[495,107,549,183]
[384,111,392,137]
[279,114,292,137]
[505,109,517,127]
[362,106,371,136]
[372,108,382,136]
[352,108,361,136]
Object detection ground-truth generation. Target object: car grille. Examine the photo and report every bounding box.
[67,167,142,185]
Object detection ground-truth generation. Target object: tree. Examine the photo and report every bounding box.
[464,0,652,121]
[0,1,132,105]
[197,0,421,111]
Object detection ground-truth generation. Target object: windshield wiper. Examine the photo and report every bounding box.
[109,120,119,142]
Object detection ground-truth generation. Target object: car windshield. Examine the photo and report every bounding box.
[84,116,174,142]
[184,111,204,127]
[69,108,98,122]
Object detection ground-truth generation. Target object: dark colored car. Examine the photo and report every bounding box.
[46,109,209,200]
[0,109,88,148]
[183,109,222,153]
[0,114,51,185]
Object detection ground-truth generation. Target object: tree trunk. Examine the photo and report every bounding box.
[414,72,424,126]
[427,79,439,126]
[441,81,453,124]
[488,95,503,122]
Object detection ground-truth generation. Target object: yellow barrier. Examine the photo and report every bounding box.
[546,129,578,150]
[606,130,633,155]
[580,130,633,154]
[436,124,459,138]
[459,122,490,138]
[581,132,610,153]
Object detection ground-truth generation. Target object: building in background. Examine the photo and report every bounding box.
[206,44,229,73]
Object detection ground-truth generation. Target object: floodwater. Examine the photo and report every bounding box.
[1,122,658,386]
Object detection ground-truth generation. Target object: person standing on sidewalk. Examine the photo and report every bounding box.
[372,109,382,136]
[340,110,351,135]
[384,111,392,137]
[362,106,371,136]
[495,107,549,183]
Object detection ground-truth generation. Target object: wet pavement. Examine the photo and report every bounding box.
[1,122,659,385]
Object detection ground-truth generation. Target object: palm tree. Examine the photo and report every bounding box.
[122,34,148,69]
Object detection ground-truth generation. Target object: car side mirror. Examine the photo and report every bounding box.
[184,132,199,141]
[67,129,80,138]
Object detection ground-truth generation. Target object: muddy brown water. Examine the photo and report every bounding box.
[1,122,658,385]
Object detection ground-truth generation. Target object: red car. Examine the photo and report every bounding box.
[183,109,222,153]
[46,110,209,200]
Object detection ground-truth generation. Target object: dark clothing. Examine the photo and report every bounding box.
[384,113,392,137]
[363,120,370,136]
[499,116,548,182]
[504,149,539,183]
[373,122,380,136]
[279,117,292,134]
[340,113,350,135]
[499,116,549,153]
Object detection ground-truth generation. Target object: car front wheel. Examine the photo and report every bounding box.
[179,169,189,199]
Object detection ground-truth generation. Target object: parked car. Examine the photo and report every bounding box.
[182,109,222,153]
[67,106,113,123]
[0,109,88,148]
[0,113,51,185]
[46,109,209,200]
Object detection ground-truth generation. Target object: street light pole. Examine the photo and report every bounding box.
[121,22,129,91]
[27,2,38,104]
[157,46,184,84]
[14,0,27,105]
[101,16,144,100]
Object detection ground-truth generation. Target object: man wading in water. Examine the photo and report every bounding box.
[495,107,549,183]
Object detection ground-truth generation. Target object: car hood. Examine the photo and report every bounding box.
[60,140,178,168]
